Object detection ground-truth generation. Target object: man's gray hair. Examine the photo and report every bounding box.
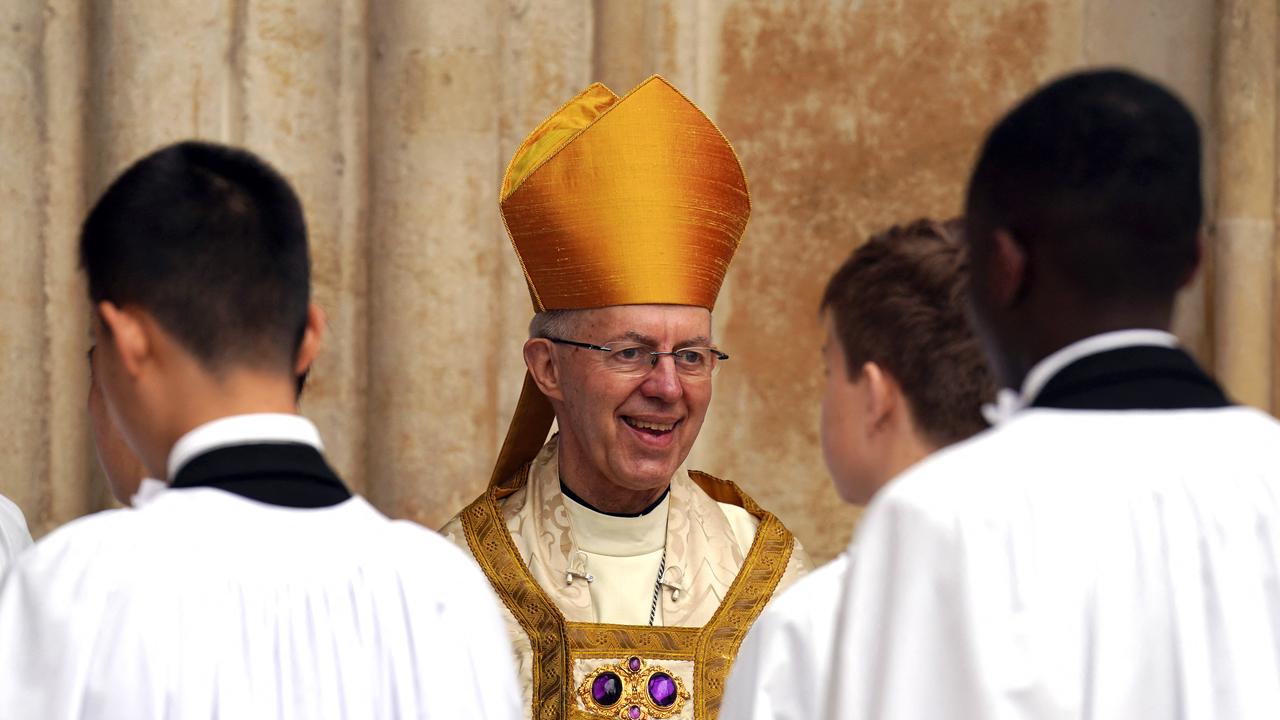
[528,309,583,339]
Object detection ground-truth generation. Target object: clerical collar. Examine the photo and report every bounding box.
[167,413,324,481]
[561,481,670,556]
[1019,329,1178,405]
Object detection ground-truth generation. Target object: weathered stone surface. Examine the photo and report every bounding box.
[1212,0,1276,410]
[0,0,1273,563]
[694,0,1084,561]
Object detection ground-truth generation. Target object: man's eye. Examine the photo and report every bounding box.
[614,347,643,361]
[675,350,705,365]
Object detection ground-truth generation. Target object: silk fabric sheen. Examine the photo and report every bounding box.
[500,75,749,313]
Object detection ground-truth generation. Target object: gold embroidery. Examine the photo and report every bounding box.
[565,624,698,659]
[462,464,795,719]
[461,467,570,720]
[576,657,691,719]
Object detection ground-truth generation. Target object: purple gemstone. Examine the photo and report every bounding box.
[648,672,677,707]
[628,656,641,672]
[591,672,622,707]
[628,706,641,720]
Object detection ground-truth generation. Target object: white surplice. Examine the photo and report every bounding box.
[726,331,1280,719]
[813,333,1280,719]
[0,493,32,575]
[0,414,521,720]
[721,552,850,720]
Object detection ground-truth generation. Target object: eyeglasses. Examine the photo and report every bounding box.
[544,336,729,378]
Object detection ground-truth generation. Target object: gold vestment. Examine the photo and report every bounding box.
[441,439,809,719]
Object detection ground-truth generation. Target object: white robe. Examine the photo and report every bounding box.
[721,552,850,720]
[0,414,520,720]
[819,406,1280,719]
[0,493,32,575]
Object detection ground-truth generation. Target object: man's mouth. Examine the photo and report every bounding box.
[622,416,678,435]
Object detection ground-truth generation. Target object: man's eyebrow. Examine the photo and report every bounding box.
[606,331,714,348]
[677,335,712,348]
[608,330,659,346]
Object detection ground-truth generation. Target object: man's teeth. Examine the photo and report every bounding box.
[625,418,675,432]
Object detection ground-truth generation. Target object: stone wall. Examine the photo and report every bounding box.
[0,0,1267,564]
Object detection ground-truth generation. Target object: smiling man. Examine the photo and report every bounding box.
[441,76,809,719]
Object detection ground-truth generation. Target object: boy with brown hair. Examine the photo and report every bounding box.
[721,218,996,719]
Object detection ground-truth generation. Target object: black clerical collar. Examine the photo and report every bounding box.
[1029,345,1230,411]
[559,480,670,518]
[170,443,352,508]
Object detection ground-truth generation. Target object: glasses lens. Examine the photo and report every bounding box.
[674,348,722,377]
[603,344,654,374]
[599,344,724,378]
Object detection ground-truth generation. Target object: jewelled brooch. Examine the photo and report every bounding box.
[576,655,691,719]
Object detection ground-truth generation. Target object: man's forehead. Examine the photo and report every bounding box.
[577,304,713,340]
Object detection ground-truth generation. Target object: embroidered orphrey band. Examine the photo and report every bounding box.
[461,465,795,719]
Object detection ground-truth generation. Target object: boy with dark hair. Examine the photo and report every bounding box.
[722,218,995,718]
[0,141,520,719]
[822,69,1280,718]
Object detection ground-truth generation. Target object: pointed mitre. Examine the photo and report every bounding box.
[500,75,750,311]
[489,75,751,484]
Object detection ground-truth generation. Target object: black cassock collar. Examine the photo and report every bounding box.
[170,443,352,508]
[1030,345,1231,411]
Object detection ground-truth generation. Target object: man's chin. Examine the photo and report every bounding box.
[613,462,682,492]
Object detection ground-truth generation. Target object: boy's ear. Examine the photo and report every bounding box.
[862,361,899,433]
[294,303,326,377]
[96,301,151,378]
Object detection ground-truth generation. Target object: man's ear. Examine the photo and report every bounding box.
[862,361,899,433]
[96,301,150,378]
[990,228,1029,308]
[524,338,564,402]
[293,303,326,378]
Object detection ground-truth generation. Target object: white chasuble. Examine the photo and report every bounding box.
[441,437,810,719]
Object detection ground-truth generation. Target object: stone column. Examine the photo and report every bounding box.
[494,1,596,445]
[86,2,235,187]
[1084,0,1217,363]
[237,0,372,492]
[367,1,503,527]
[1212,0,1276,410]
[0,0,94,535]
[592,0,700,95]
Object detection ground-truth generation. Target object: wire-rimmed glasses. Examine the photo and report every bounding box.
[544,336,728,378]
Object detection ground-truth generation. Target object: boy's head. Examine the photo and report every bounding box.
[820,218,995,504]
[82,141,322,482]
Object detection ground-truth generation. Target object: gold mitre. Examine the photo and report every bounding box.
[500,75,750,311]
[488,76,750,485]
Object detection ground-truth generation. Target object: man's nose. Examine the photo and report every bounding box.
[640,356,684,402]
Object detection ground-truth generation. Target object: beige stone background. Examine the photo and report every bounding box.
[0,0,1274,564]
